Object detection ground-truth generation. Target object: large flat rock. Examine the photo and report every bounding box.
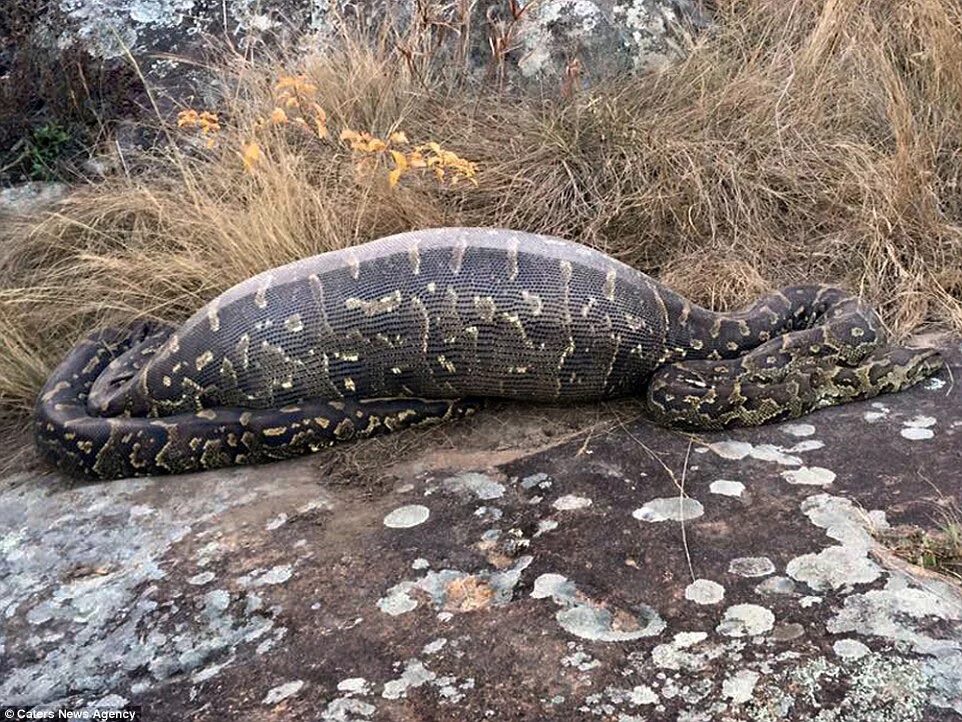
[2,343,960,720]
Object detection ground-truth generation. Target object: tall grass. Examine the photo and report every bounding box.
[2,0,961,437]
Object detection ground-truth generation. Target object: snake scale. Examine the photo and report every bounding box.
[35,228,943,480]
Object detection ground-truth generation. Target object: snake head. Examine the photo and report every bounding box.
[86,321,175,417]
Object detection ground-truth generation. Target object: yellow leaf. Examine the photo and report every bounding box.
[270,108,288,124]
[340,128,360,142]
[176,109,198,127]
[241,140,262,172]
[205,136,216,149]
[388,166,403,188]
[406,151,426,168]
[285,96,300,109]
[367,138,387,152]
[389,150,408,170]
[389,131,409,145]
[315,117,329,139]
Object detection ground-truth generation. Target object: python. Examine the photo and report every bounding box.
[35,228,942,479]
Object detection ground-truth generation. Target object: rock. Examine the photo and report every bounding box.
[0,181,69,213]
[40,0,705,89]
[1,344,960,718]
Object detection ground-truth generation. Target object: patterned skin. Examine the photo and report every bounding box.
[35,228,943,479]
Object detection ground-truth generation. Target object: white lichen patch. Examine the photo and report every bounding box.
[239,564,293,588]
[722,669,760,704]
[422,638,447,656]
[382,659,436,699]
[716,604,775,637]
[263,679,304,705]
[383,505,430,529]
[321,698,376,721]
[709,480,745,497]
[187,571,215,586]
[337,677,371,694]
[706,440,815,466]
[788,546,881,592]
[900,415,937,440]
[632,497,703,522]
[650,632,722,673]
[781,423,816,437]
[863,402,890,423]
[612,0,685,71]
[924,376,946,390]
[531,573,665,642]
[443,472,506,500]
[562,647,601,672]
[517,0,603,77]
[203,589,230,612]
[534,519,559,537]
[378,557,532,617]
[377,584,418,616]
[833,639,870,660]
[754,576,796,596]
[728,557,775,578]
[552,495,593,511]
[685,579,725,605]
[781,467,836,486]
[265,513,287,530]
[786,494,886,592]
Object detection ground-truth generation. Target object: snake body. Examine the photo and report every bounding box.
[35,228,943,479]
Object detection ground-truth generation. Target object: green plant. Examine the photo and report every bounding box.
[26,122,72,180]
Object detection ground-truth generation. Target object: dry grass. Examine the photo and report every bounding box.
[2,0,962,440]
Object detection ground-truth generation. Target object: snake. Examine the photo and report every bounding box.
[34,227,944,480]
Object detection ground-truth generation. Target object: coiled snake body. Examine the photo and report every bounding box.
[35,228,943,479]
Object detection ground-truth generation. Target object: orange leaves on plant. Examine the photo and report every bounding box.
[388,150,408,187]
[176,109,221,146]
[340,128,478,189]
[272,74,328,139]
[241,140,263,172]
[340,129,389,153]
[275,74,318,100]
